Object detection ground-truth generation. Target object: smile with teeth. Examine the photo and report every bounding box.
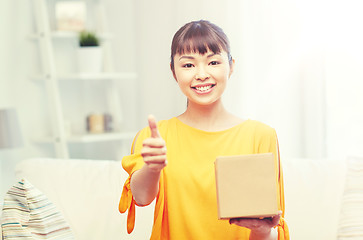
[192,84,215,92]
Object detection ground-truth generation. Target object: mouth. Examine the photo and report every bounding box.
[191,84,216,93]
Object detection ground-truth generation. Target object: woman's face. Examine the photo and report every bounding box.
[172,49,234,107]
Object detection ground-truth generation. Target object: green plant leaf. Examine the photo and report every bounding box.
[79,31,100,47]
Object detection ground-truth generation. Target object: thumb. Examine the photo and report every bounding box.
[271,211,282,227]
[148,115,160,138]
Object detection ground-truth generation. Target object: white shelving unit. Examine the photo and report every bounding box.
[31,72,137,81]
[30,0,136,159]
[35,132,136,144]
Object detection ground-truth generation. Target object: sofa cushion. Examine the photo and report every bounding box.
[14,158,154,240]
[337,156,363,239]
[1,178,74,239]
[283,158,346,240]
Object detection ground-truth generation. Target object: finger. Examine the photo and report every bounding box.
[148,115,160,138]
[229,218,237,225]
[270,211,282,227]
[141,147,167,157]
[144,155,167,164]
[143,138,166,148]
[229,218,249,225]
[145,160,168,172]
[229,218,258,228]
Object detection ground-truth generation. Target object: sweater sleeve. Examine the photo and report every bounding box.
[272,131,290,240]
[275,135,290,240]
[119,126,151,234]
[258,127,290,240]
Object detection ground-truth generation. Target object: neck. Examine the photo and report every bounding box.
[178,100,242,132]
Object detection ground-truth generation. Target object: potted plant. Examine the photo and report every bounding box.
[77,31,103,74]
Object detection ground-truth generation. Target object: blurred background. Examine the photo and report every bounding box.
[1,0,363,200]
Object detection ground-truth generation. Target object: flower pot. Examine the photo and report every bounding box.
[77,46,103,73]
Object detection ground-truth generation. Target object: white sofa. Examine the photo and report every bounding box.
[0,157,353,239]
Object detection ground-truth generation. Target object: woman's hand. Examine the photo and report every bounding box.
[229,211,281,240]
[130,115,167,206]
[141,115,167,173]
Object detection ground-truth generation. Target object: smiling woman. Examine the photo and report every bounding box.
[170,20,234,118]
[119,20,289,240]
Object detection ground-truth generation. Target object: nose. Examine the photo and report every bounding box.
[195,65,209,81]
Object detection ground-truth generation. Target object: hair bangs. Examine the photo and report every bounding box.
[175,34,224,56]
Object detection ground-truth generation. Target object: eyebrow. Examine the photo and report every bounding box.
[178,53,220,61]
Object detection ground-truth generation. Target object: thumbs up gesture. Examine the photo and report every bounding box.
[141,115,167,172]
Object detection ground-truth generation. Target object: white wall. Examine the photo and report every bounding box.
[0,0,49,200]
[231,0,363,160]
[1,0,363,200]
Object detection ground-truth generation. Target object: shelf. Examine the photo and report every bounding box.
[29,0,135,159]
[35,131,136,144]
[31,72,137,81]
[66,132,136,143]
[28,31,113,40]
[58,72,137,81]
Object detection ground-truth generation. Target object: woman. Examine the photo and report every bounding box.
[119,20,289,240]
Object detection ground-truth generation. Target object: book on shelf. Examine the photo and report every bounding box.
[55,1,86,32]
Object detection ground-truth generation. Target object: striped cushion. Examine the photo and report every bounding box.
[1,178,74,239]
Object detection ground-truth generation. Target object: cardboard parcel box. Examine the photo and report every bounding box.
[215,153,278,219]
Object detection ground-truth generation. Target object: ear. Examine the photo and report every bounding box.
[228,58,235,78]
[170,63,178,82]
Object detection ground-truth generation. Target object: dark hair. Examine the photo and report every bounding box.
[170,20,232,72]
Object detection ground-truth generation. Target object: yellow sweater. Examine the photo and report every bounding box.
[119,117,289,240]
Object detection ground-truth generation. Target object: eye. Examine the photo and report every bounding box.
[209,61,219,66]
[183,63,194,68]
